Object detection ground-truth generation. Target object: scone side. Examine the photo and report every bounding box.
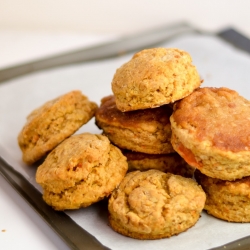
[96,123,174,154]
[123,150,194,178]
[170,116,250,180]
[195,170,250,222]
[95,95,174,154]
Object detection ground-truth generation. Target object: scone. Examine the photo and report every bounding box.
[108,170,206,239]
[195,170,250,222]
[95,95,174,154]
[36,133,128,210]
[18,90,98,165]
[111,48,201,111]
[122,150,194,178]
[170,87,250,181]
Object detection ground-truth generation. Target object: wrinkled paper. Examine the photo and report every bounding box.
[1,33,250,250]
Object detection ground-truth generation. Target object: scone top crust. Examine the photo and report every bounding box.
[36,133,112,192]
[171,87,250,152]
[18,90,98,165]
[111,48,201,111]
[96,95,172,131]
[108,170,205,239]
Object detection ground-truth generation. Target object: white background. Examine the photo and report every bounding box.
[0,0,250,37]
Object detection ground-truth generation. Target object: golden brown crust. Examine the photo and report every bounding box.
[36,133,128,210]
[95,95,174,154]
[111,48,201,111]
[122,150,194,178]
[170,87,250,180]
[195,170,250,222]
[108,170,206,239]
[18,90,98,165]
[172,87,250,152]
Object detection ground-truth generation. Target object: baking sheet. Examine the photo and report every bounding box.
[1,32,250,250]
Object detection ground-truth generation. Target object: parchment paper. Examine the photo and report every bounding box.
[1,32,250,250]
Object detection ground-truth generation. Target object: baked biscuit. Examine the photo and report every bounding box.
[18,90,98,165]
[36,133,128,210]
[195,170,250,222]
[170,87,250,181]
[95,95,174,154]
[111,48,201,111]
[122,150,194,178]
[108,170,206,239]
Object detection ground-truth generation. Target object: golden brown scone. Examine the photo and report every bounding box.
[95,95,174,154]
[108,170,206,239]
[36,133,128,210]
[122,150,194,178]
[195,170,250,222]
[111,48,201,112]
[18,90,98,165]
[170,87,250,181]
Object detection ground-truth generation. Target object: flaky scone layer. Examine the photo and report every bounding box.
[95,95,174,154]
[195,170,250,222]
[122,150,194,178]
[108,170,205,239]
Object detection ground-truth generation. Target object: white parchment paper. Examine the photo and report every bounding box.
[1,33,250,250]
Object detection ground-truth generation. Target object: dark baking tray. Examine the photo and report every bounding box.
[0,23,250,250]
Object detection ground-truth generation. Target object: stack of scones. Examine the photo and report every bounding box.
[17,47,250,241]
[96,48,207,239]
[171,87,250,223]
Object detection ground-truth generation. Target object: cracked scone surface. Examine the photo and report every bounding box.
[36,133,128,210]
[122,150,194,178]
[108,170,205,239]
[111,48,201,111]
[95,95,174,154]
[18,90,98,165]
[170,87,250,180]
[195,170,250,222]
